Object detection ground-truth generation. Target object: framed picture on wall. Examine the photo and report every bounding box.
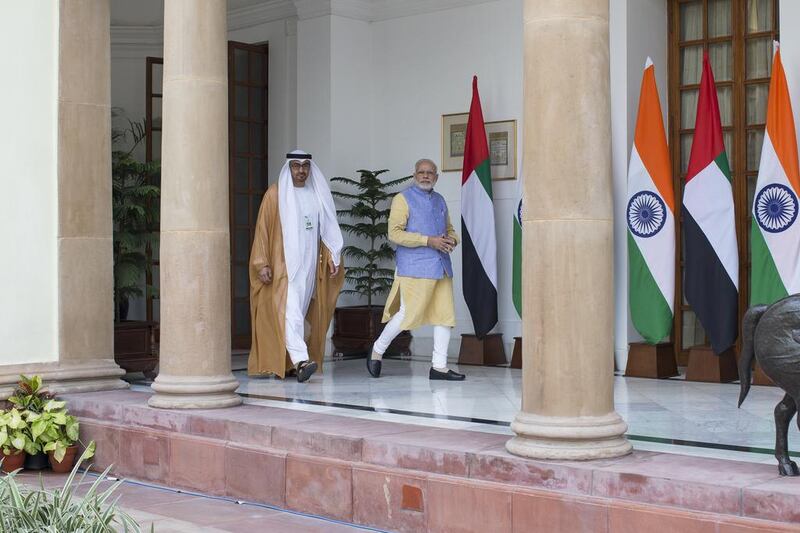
[441,112,469,172]
[441,113,518,180]
[485,119,517,180]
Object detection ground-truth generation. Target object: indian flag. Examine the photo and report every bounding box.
[682,51,739,355]
[751,45,800,305]
[627,58,674,344]
[512,179,522,318]
[461,76,498,337]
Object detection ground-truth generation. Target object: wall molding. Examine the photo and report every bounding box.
[228,0,298,30]
[110,0,503,45]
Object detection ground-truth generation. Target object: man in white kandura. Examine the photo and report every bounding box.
[367,158,466,381]
[248,150,344,383]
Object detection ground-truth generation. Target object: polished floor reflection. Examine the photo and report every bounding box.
[226,358,794,465]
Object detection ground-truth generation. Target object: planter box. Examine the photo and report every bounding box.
[332,306,411,358]
[114,320,159,379]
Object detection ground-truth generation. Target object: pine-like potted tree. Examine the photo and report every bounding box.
[330,169,413,357]
[112,118,160,378]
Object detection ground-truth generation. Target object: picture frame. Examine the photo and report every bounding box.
[441,112,469,172]
[485,119,517,180]
[440,113,517,180]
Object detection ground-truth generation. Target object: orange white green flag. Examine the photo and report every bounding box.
[626,58,675,344]
[751,44,800,304]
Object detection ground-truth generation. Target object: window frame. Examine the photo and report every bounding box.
[667,0,779,364]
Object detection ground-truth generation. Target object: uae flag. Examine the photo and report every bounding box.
[682,52,739,354]
[461,76,498,337]
[627,58,674,344]
[751,45,800,305]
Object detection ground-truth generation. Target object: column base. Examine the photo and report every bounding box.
[149,374,242,409]
[506,411,632,460]
[0,359,127,399]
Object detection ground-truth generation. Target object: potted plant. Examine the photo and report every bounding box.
[27,399,95,474]
[6,375,53,470]
[112,116,160,378]
[330,169,413,357]
[0,408,35,473]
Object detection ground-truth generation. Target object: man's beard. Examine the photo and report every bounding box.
[417,182,434,191]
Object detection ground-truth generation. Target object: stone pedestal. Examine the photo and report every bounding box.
[506,0,630,460]
[149,0,240,409]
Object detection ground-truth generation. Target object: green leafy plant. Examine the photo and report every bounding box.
[0,409,36,457]
[330,169,412,307]
[26,400,94,464]
[112,116,160,321]
[0,454,142,532]
[6,375,55,414]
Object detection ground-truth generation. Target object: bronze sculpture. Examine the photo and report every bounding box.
[739,294,800,476]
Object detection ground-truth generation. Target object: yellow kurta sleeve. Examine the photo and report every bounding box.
[446,213,459,245]
[387,193,429,248]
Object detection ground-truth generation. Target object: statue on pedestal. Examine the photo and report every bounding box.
[739,295,800,476]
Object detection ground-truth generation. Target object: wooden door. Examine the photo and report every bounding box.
[228,41,269,349]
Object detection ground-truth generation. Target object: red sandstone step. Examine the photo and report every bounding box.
[62,390,800,532]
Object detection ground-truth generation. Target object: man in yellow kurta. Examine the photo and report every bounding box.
[367,158,466,381]
[248,151,344,382]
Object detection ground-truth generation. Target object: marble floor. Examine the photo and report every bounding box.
[131,358,797,465]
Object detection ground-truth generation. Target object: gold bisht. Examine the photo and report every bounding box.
[247,185,344,378]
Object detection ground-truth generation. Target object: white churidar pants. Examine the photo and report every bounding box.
[373,295,450,369]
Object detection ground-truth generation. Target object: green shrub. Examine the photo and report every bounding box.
[0,408,36,457]
[0,452,142,532]
[6,375,56,414]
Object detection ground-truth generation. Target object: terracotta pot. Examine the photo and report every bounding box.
[47,445,78,474]
[1,451,26,473]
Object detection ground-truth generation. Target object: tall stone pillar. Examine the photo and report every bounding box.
[149,0,241,409]
[506,0,631,459]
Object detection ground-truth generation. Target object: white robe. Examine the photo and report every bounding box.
[284,184,320,364]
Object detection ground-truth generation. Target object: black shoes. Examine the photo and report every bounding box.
[296,360,317,383]
[429,368,466,381]
[366,356,382,378]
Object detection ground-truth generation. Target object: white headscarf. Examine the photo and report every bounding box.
[278,150,343,281]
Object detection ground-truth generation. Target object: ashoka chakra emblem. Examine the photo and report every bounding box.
[755,184,798,234]
[627,191,667,238]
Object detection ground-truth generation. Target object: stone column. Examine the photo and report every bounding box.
[506,0,631,460]
[4,0,129,395]
[149,0,241,409]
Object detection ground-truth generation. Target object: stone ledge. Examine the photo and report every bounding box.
[65,390,800,531]
[0,360,126,398]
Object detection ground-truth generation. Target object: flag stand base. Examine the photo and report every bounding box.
[457,334,507,366]
[625,342,678,379]
[510,337,522,369]
[685,345,738,383]
[753,363,775,386]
